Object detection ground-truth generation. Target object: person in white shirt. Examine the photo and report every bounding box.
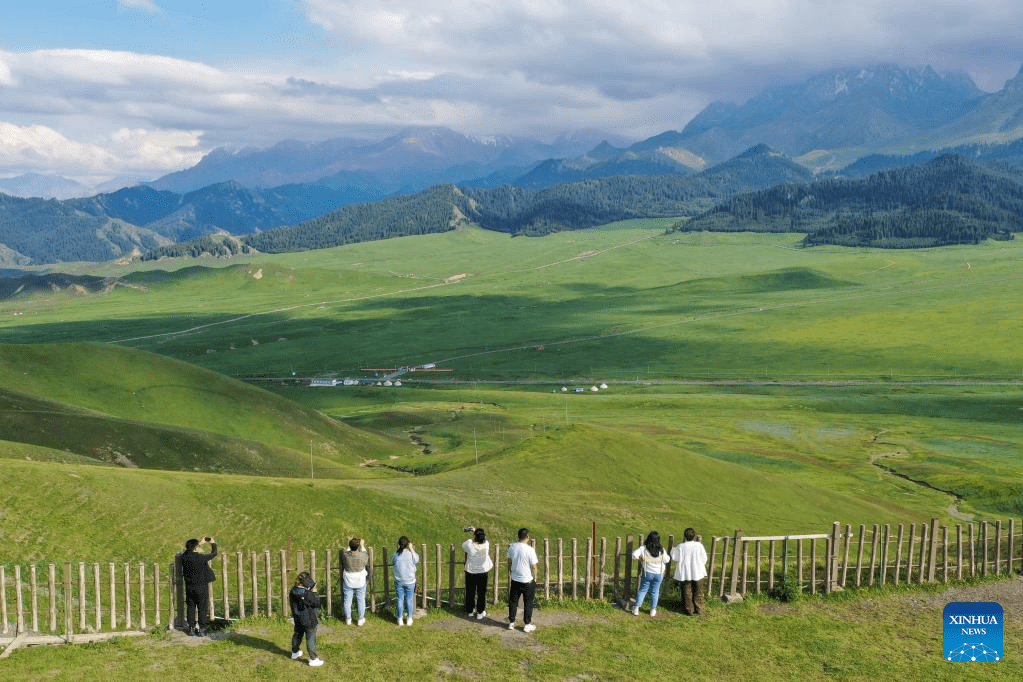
[462,527,494,619]
[670,527,708,615]
[506,527,539,632]
[632,531,670,617]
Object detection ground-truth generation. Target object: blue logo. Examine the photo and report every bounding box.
[944,602,1003,662]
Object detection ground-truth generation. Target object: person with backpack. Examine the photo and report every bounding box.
[289,571,324,667]
[632,531,670,617]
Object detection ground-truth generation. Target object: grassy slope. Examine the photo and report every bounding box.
[0,342,402,475]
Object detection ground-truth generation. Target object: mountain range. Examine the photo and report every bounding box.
[2,62,1023,264]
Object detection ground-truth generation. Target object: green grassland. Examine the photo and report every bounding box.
[0,224,1020,563]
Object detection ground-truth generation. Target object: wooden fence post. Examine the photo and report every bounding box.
[420,543,428,610]
[941,526,949,583]
[726,530,744,601]
[49,564,59,633]
[928,518,939,583]
[280,550,289,617]
[768,540,776,591]
[543,538,551,600]
[0,566,7,636]
[718,537,729,598]
[867,524,879,586]
[917,523,929,585]
[598,537,607,600]
[382,546,390,613]
[854,525,865,587]
[879,525,890,586]
[829,523,841,593]
[797,539,804,593]
[109,562,117,630]
[571,538,579,600]
[755,541,762,595]
[490,543,498,607]
[30,565,39,633]
[367,546,376,613]
[1009,518,1016,575]
[557,538,565,600]
[613,537,622,600]
[585,537,593,600]
[448,544,456,611]
[841,524,852,589]
[63,562,74,638]
[995,521,1002,575]
[154,563,161,627]
[250,551,259,618]
[139,562,147,630]
[15,565,24,635]
[623,536,633,604]
[904,524,915,584]
[981,522,989,577]
[434,543,442,608]
[894,524,905,586]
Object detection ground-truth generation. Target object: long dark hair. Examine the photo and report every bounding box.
[644,531,662,557]
[396,535,410,554]
[473,528,486,544]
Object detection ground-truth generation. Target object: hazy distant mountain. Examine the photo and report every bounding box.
[510,132,706,188]
[928,64,1023,143]
[148,127,614,194]
[680,64,985,162]
[0,173,88,200]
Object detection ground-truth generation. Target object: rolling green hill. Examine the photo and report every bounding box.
[0,343,402,476]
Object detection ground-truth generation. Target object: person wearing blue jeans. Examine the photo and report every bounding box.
[342,537,369,626]
[392,536,419,625]
[632,531,670,616]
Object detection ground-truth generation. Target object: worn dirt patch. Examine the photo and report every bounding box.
[425,610,595,650]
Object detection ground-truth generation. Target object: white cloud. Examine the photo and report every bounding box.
[0,121,203,178]
[117,0,163,13]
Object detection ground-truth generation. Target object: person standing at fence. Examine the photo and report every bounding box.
[462,527,494,619]
[632,531,670,617]
[342,536,369,626]
[392,536,420,626]
[670,527,708,616]
[289,571,324,667]
[506,527,539,633]
[181,536,217,636]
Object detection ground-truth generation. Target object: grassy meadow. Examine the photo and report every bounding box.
[0,224,1021,677]
[0,224,1021,562]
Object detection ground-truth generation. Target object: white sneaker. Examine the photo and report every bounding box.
[406,618,413,626]
[309,658,324,667]
[469,610,477,618]
[523,623,536,633]
[476,610,486,620]
[357,618,365,626]
[397,618,404,626]
[508,622,515,630]
[650,609,657,617]
[632,607,639,616]
[291,650,303,660]
[346,618,352,625]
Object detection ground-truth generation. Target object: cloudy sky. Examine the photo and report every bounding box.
[1,0,1021,182]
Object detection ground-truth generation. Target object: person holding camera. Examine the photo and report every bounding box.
[391,535,419,626]
[506,527,539,632]
[181,536,217,636]
[289,571,324,667]
[462,526,493,619]
[341,536,369,626]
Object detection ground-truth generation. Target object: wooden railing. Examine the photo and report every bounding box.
[2,517,1019,648]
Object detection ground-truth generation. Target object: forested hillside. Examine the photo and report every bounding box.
[683,155,1022,247]
[146,145,812,257]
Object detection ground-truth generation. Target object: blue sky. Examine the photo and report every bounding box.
[1,1,1022,184]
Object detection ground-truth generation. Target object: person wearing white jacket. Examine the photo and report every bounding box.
[670,527,708,615]
[461,527,494,619]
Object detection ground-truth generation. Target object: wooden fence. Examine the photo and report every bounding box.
[2,518,1019,647]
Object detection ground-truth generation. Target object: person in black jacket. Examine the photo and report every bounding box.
[181,536,217,636]
[289,571,324,667]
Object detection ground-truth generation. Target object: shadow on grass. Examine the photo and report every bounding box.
[223,632,293,657]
